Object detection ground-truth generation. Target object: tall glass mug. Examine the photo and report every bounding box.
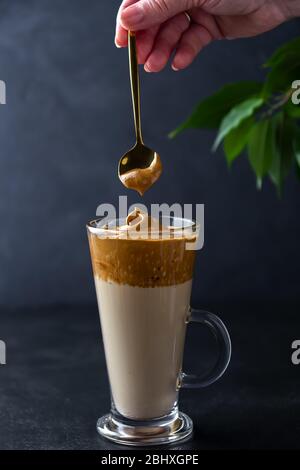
[87,211,231,446]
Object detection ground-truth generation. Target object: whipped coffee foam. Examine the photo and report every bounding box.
[117,206,164,234]
[119,154,162,196]
[88,208,196,287]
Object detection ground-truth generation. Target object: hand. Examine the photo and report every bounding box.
[115,0,295,72]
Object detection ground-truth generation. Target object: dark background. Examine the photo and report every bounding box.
[0,0,299,451]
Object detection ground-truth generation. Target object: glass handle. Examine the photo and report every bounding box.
[179,308,232,389]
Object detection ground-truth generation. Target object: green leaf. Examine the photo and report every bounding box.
[280,116,296,178]
[294,130,300,168]
[285,99,300,118]
[263,63,300,98]
[248,119,274,186]
[269,113,296,195]
[169,81,263,138]
[295,162,300,180]
[213,97,263,150]
[223,116,253,166]
[263,37,300,98]
[268,114,283,195]
[265,37,300,68]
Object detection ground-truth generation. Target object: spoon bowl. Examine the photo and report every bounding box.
[118,31,162,195]
[119,143,162,196]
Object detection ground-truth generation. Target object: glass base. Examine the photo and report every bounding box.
[97,411,193,447]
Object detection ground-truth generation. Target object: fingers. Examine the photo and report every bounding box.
[115,0,160,65]
[115,0,140,47]
[172,23,213,70]
[120,0,193,31]
[115,24,129,48]
[136,26,160,64]
[115,1,220,72]
[144,13,190,72]
[189,8,223,40]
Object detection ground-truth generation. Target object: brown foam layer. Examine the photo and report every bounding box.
[88,234,196,288]
[88,208,197,287]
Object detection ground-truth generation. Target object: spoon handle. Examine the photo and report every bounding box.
[128,31,143,144]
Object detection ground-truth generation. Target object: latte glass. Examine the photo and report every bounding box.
[87,215,231,446]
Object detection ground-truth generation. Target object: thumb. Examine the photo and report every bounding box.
[120,0,196,31]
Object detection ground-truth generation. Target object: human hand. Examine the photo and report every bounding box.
[115,0,297,72]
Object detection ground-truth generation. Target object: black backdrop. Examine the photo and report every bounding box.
[0,0,300,452]
[0,0,299,308]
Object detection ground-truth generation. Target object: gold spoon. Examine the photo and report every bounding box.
[118,31,162,196]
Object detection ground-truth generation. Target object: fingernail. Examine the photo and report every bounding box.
[144,63,151,72]
[115,40,122,49]
[121,5,144,27]
[172,65,179,71]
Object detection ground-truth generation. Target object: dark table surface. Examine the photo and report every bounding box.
[0,301,300,450]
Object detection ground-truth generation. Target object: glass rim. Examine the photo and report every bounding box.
[86,215,200,236]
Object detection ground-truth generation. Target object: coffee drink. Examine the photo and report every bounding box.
[88,208,196,420]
